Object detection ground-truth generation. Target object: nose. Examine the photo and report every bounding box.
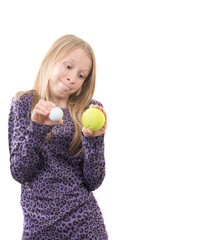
[66,72,76,83]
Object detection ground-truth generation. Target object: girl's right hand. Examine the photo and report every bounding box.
[31,99,63,126]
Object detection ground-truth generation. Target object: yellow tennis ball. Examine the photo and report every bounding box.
[82,108,105,131]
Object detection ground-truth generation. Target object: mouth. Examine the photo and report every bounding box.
[59,79,71,90]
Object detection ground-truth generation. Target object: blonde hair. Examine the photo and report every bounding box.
[16,34,96,155]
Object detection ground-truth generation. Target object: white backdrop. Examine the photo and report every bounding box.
[0,0,199,239]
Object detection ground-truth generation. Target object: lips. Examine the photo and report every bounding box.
[60,79,71,90]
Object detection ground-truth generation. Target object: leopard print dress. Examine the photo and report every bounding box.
[8,91,108,240]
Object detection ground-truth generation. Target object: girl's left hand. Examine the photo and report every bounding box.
[82,104,107,137]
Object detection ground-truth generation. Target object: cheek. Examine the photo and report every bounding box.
[49,75,56,85]
[50,70,58,83]
[51,65,66,79]
[50,72,63,84]
[48,79,54,91]
[49,75,60,91]
[77,80,85,89]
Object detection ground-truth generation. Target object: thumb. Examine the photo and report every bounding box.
[58,119,64,125]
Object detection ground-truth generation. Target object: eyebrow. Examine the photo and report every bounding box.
[63,58,90,73]
[66,58,75,63]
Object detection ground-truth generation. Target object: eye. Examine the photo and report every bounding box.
[65,65,71,69]
[78,74,85,79]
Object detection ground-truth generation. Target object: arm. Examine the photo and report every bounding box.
[8,94,54,184]
[81,99,107,191]
[81,133,106,191]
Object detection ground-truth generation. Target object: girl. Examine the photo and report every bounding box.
[8,34,108,239]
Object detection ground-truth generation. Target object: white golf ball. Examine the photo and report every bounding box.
[49,107,63,121]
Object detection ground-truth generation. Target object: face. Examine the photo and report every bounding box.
[49,48,92,107]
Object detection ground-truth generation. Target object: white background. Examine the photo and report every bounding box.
[0,0,199,239]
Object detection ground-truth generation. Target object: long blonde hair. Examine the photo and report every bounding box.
[16,34,96,155]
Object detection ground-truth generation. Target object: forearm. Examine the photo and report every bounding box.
[10,120,53,184]
[82,133,106,191]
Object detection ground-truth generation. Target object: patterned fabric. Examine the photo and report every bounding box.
[8,91,108,239]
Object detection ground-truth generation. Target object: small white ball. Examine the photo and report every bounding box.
[49,107,63,121]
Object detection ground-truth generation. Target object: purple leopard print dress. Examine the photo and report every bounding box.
[8,91,108,240]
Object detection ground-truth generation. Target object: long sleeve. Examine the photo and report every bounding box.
[81,132,106,192]
[80,100,106,191]
[8,94,108,238]
[8,93,54,184]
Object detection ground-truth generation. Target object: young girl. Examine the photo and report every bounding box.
[8,34,108,239]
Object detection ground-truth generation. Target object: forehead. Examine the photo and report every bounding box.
[62,48,91,64]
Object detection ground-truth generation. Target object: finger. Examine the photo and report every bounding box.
[38,100,51,113]
[58,119,63,125]
[38,99,48,107]
[82,127,87,136]
[35,104,51,116]
[89,104,105,112]
[89,104,97,108]
[89,104,106,115]
[31,109,45,121]
[103,111,107,122]
[45,101,56,110]
[99,107,107,117]
[82,126,90,134]
[96,107,107,123]
[38,99,55,109]
[103,121,107,129]
[82,127,93,136]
